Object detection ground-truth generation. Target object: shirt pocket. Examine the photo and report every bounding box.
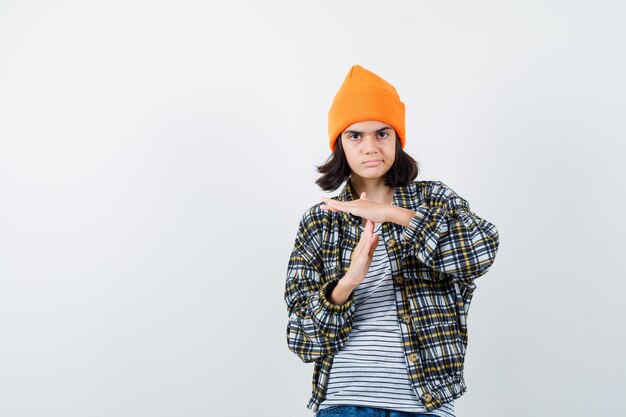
[411,317,466,376]
[402,277,467,376]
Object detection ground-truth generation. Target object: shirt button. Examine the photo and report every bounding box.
[400,314,411,324]
[393,276,404,285]
[408,353,419,362]
[421,393,433,403]
[386,238,396,248]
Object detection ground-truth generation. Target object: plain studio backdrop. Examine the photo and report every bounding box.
[1,1,624,416]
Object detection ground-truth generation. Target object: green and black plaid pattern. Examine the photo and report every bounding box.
[284,179,499,412]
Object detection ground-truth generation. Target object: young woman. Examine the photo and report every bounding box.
[284,65,500,417]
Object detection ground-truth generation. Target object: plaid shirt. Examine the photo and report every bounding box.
[284,178,500,412]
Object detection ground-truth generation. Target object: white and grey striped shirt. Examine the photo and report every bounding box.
[318,222,455,416]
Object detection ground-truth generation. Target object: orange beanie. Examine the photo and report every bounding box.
[328,65,406,152]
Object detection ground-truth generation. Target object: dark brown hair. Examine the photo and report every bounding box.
[315,132,420,191]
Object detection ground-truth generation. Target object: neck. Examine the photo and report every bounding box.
[350,175,394,204]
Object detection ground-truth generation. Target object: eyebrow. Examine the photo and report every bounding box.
[343,126,392,135]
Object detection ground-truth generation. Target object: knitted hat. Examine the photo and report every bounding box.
[328,65,405,152]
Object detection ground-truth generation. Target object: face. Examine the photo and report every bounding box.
[340,120,397,180]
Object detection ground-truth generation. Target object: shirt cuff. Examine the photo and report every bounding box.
[318,277,354,314]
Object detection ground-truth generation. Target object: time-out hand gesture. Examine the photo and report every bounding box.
[320,192,390,224]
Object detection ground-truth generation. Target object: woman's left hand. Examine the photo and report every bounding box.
[320,192,392,224]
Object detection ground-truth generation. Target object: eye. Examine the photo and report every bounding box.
[348,133,360,140]
[378,132,389,138]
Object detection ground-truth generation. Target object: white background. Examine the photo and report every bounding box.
[1,1,624,416]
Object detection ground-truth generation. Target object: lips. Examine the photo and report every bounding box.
[363,160,382,166]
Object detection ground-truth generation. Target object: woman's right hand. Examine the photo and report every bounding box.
[342,216,379,288]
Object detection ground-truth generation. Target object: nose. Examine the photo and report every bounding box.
[363,134,379,154]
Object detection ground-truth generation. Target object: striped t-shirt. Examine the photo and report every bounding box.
[317,222,455,416]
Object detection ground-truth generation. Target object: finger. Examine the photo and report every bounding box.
[368,234,379,257]
[365,220,375,245]
[322,198,348,212]
[354,235,366,259]
[365,219,374,237]
[357,220,372,248]
[321,196,339,205]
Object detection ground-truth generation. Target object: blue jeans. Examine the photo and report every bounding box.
[316,405,436,417]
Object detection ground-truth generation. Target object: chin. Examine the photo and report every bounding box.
[355,169,386,179]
